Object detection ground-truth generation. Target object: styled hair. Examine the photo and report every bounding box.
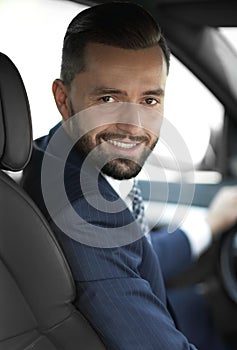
[61,2,170,86]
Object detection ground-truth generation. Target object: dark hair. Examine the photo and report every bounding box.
[61,2,170,86]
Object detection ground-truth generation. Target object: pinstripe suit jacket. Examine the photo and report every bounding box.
[22,122,197,350]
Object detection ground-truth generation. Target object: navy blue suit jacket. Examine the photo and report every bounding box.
[22,122,197,349]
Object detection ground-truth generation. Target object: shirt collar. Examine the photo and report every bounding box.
[104,175,134,201]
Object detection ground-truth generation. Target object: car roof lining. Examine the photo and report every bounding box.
[71,0,237,27]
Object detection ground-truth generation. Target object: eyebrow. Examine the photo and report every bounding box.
[91,87,126,96]
[91,87,165,97]
[142,88,165,97]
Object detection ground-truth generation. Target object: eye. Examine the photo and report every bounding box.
[144,97,158,106]
[100,96,116,103]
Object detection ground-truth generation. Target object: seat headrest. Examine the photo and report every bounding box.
[0,53,32,171]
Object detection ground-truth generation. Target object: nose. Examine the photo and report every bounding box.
[115,104,143,135]
[116,122,142,135]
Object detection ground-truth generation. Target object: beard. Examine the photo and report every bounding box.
[75,131,158,180]
[68,103,158,180]
[101,158,142,180]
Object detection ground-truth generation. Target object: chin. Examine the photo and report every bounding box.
[101,159,143,180]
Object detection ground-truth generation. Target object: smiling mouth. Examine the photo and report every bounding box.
[106,139,138,149]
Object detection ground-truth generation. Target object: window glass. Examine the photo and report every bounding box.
[141,28,237,184]
[0,0,87,138]
[140,55,224,183]
[220,28,237,52]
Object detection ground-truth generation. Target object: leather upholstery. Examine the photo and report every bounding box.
[0,53,32,171]
[0,53,105,349]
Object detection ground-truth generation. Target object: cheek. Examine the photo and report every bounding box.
[144,117,163,141]
[148,133,159,147]
[139,106,164,137]
[87,126,107,144]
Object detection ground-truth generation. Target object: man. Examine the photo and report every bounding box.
[22,3,237,349]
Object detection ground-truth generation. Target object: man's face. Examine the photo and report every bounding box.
[58,43,167,180]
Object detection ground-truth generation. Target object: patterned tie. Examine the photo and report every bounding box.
[129,181,151,244]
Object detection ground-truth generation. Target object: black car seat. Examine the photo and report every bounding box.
[0,52,105,350]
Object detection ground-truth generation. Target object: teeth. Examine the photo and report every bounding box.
[107,139,137,149]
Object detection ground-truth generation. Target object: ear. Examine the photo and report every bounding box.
[52,79,71,121]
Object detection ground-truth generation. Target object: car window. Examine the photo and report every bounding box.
[165,56,223,167]
[0,0,87,138]
[220,28,237,53]
[139,56,224,184]
[139,28,237,184]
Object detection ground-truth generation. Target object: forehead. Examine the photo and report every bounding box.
[83,42,167,74]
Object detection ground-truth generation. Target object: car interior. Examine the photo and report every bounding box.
[1,0,237,349]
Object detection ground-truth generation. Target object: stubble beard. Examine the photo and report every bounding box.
[76,133,158,180]
[68,103,158,180]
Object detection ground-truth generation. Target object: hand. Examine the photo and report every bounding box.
[206,186,237,236]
